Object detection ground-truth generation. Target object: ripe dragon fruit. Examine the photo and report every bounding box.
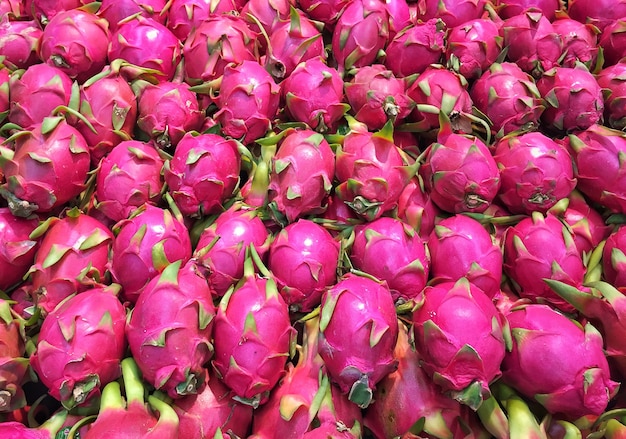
[0,0,23,19]
[212,255,295,408]
[24,0,90,24]
[0,298,28,413]
[39,9,110,83]
[29,284,126,410]
[501,303,619,420]
[602,227,626,291]
[98,0,168,32]
[126,259,216,399]
[568,0,626,32]
[297,0,350,31]
[267,129,336,223]
[0,19,42,70]
[494,0,563,21]
[214,60,280,145]
[0,207,39,291]
[0,409,71,439]
[599,19,626,67]
[95,140,164,223]
[350,216,429,303]
[167,0,239,42]
[385,0,411,38]
[164,132,241,218]
[446,19,503,81]
[318,272,399,409]
[396,174,441,239]
[551,17,599,69]
[493,131,576,214]
[427,214,503,299]
[596,62,626,131]
[416,0,487,28]
[241,0,291,37]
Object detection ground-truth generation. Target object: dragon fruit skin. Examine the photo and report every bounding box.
[446,19,503,81]
[110,204,192,304]
[383,19,446,78]
[396,175,441,239]
[427,214,503,300]
[350,217,429,303]
[0,297,28,413]
[167,0,239,42]
[596,62,626,131]
[24,0,90,24]
[470,62,545,137]
[501,303,619,420]
[39,9,110,83]
[164,132,241,218]
[0,409,71,439]
[267,129,336,222]
[0,208,39,291]
[385,0,411,38]
[416,0,487,28]
[30,284,126,410]
[297,0,350,31]
[98,0,168,32]
[0,0,23,19]
[602,227,626,291]
[551,17,599,69]
[126,259,215,399]
[568,0,626,32]
[502,212,586,312]
[599,19,626,68]
[493,131,576,214]
[96,140,164,223]
[241,0,291,37]
[318,273,399,409]
[282,57,349,133]
[136,81,204,150]
[494,0,563,21]
[0,19,43,71]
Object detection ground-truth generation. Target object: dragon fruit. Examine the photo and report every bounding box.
[350,217,429,303]
[0,0,23,19]
[135,80,204,150]
[470,62,545,137]
[107,15,182,82]
[383,19,446,78]
[241,0,291,37]
[281,57,349,133]
[39,9,110,83]
[167,0,239,42]
[551,17,599,69]
[212,255,295,408]
[599,19,626,67]
[331,0,390,73]
[501,303,619,419]
[214,60,280,145]
[494,0,563,20]
[602,227,626,290]
[396,175,440,239]
[537,65,604,132]
[446,19,503,81]
[95,139,164,222]
[98,0,168,32]
[0,298,27,413]
[110,204,192,304]
[30,284,126,409]
[493,131,576,214]
[0,19,42,71]
[412,278,508,410]
[0,409,70,439]
[344,64,414,130]
[126,259,215,399]
[385,0,411,37]
[0,208,39,291]
[502,211,586,312]
[427,214,503,299]
[0,118,91,217]
[568,0,626,32]
[415,0,487,28]
[335,121,412,220]
[318,272,399,408]
[267,129,336,223]
[164,132,241,218]
[24,0,89,24]
[596,62,626,131]
[193,204,271,297]
[297,0,350,30]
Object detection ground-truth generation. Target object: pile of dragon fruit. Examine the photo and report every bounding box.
[3,0,626,437]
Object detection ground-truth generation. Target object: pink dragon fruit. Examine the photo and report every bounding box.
[551,17,599,69]
[167,0,239,42]
[297,0,350,31]
[267,129,336,223]
[493,131,576,214]
[0,298,28,413]
[8,64,74,129]
[98,0,168,32]
[281,57,349,133]
[0,118,91,217]
[427,214,503,299]
[212,255,295,408]
[0,409,71,439]
[501,303,619,419]
[30,284,126,409]
[502,211,586,312]
[164,132,241,218]
[446,19,503,81]
[385,0,411,37]
[24,0,89,24]
[350,217,429,303]
[331,0,390,73]
[537,65,604,132]
[110,204,192,304]
[568,0,626,32]
[383,19,446,78]
[500,11,563,77]
[470,62,545,137]
[596,62,626,131]
[602,227,626,291]
[107,15,182,82]
[413,278,508,410]
[182,14,259,85]
[321,191,362,231]
[241,0,291,37]
[135,80,205,150]
[173,371,254,439]
[318,272,399,408]
[95,140,164,222]
[335,121,412,221]
[0,208,39,291]
[39,9,110,83]
[0,69,6,124]
[0,19,42,70]
[0,0,23,19]
[84,357,179,438]
[268,218,340,312]
[126,259,215,399]
[415,0,487,28]
[599,19,626,67]
[214,60,280,145]
[193,204,271,297]
[494,0,563,21]
[344,64,414,130]
[396,175,441,239]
